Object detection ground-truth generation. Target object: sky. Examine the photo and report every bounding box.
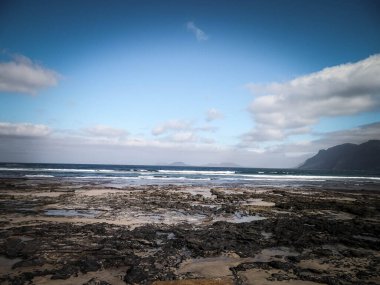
[0,0,380,167]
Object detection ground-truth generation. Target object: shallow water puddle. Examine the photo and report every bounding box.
[0,256,23,274]
[130,211,209,225]
[44,209,101,218]
[253,247,299,262]
[119,209,266,226]
[214,212,266,223]
[177,256,254,278]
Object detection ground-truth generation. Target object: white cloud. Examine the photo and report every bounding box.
[0,122,51,137]
[206,108,224,122]
[244,54,380,143]
[152,120,192,136]
[171,131,197,143]
[0,53,60,95]
[152,119,218,144]
[151,120,196,143]
[1,119,348,167]
[83,125,128,138]
[1,119,378,167]
[186,21,209,41]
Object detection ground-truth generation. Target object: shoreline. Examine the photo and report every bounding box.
[0,178,379,284]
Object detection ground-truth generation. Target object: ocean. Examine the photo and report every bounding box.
[1,163,380,188]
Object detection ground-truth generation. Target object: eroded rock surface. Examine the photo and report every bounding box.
[0,179,379,284]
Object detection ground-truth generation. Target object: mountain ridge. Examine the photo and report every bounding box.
[299,140,380,170]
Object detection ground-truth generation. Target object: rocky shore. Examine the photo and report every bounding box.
[0,179,379,284]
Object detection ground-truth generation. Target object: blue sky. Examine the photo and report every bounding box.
[0,0,380,167]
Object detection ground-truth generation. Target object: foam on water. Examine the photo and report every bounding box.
[1,163,380,187]
[158,170,236,175]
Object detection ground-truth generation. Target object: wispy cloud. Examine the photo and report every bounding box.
[0,122,51,137]
[7,118,374,167]
[152,119,216,144]
[83,125,128,139]
[243,54,380,144]
[3,118,377,167]
[206,108,224,122]
[152,120,192,136]
[152,119,198,143]
[186,21,209,41]
[0,52,60,95]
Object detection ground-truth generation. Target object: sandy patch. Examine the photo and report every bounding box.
[32,268,127,285]
[298,259,331,271]
[319,197,357,202]
[181,187,214,198]
[252,247,299,263]
[239,268,325,285]
[177,256,254,278]
[1,192,67,197]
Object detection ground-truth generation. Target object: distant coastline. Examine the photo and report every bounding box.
[299,140,380,170]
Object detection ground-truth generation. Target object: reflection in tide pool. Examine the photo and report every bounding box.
[44,209,101,218]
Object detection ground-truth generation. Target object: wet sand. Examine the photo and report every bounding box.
[0,178,379,284]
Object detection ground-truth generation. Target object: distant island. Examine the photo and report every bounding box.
[299,140,380,170]
[166,162,189,167]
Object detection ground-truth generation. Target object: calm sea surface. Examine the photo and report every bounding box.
[1,163,380,189]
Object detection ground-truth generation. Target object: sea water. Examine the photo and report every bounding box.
[0,162,379,188]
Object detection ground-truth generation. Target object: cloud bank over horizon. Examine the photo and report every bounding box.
[0,53,60,95]
[243,54,380,144]
[0,118,379,167]
[0,122,51,137]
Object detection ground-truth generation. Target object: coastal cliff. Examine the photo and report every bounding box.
[299,140,380,170]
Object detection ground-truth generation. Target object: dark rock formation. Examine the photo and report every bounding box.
[299,140,380,170]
